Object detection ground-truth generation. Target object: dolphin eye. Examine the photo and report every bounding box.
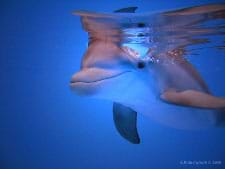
[137,61,145,69]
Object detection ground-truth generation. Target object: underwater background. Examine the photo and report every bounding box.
[1,0,225,169]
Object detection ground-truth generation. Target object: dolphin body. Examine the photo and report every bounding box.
[70,6,225,144]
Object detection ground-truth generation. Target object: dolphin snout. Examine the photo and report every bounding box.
[70,68,131,84]
[70,67,133,96]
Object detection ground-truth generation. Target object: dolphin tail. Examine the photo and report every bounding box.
[113,102,140,144]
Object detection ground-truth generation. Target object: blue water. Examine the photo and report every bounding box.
[1,0,225,169]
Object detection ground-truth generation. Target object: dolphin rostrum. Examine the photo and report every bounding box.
[70,6,225,144]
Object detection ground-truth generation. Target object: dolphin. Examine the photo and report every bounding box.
[70,6,225,144]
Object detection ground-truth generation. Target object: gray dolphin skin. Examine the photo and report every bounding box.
[70,5,225,144]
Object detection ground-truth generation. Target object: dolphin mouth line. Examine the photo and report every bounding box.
[70,70,132,84]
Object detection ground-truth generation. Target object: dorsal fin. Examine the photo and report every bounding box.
[114,7,138,13]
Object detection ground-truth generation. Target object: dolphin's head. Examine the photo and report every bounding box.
[70,41,153,103]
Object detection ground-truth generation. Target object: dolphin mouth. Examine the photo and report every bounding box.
[70,68,132,85]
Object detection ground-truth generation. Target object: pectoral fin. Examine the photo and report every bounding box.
[160,89,225,109]
[113,102,140,144]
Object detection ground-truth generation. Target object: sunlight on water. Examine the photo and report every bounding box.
[121,43,149,58]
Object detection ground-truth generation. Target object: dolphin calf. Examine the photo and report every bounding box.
[70,6,225,144]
